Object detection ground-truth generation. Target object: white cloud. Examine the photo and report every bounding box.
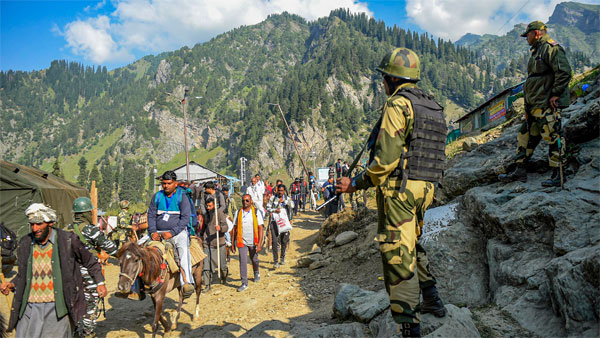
[405,0,597,41]
[62,0,371,65]
[63,16,133,63]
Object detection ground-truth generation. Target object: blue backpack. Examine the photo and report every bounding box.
[154,187,199,236]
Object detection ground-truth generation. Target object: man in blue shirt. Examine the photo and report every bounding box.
[147,171,195,297]
[321,176,337,216]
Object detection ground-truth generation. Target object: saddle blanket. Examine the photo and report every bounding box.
[146,236,206,274]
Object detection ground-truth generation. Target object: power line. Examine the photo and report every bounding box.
[495,0,530,35]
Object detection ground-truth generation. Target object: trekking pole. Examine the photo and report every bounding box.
[555,108,564,189]
[215,197,221,279]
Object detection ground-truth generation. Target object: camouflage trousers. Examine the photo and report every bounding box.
[77,265,100,338]
[377,179,437,324]
[516,107,566,168]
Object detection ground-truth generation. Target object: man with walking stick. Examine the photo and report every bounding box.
[199,197,229,288]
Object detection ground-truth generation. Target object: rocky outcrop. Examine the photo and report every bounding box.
[428,78,600,336]
[154,59,171,86]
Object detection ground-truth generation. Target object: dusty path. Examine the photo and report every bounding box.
[95,211,329,337]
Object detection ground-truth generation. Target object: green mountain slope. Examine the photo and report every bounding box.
[1,8,596,209]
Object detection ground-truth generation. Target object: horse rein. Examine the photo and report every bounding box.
[119,258,142,285]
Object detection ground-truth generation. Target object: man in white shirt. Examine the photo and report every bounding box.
[231,194,264,292]
[248,176,265,218]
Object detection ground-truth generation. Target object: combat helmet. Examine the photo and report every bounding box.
[73,197,94,213]
[376,47,420,81]
[119,200,130,209]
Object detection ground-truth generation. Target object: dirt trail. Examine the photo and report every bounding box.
[94,211,330,337]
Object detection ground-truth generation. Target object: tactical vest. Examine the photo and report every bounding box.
[369,87,446,190]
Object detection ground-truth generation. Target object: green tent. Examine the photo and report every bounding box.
[0,160,89,238]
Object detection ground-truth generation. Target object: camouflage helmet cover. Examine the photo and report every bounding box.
[376,47,420,81]
[73,197,94,213]
[119,200,130,209]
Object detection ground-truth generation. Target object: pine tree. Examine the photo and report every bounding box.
[99,162,114,210]
[77,157,88,187]
[89,165,100,189]
[51,158,64,178]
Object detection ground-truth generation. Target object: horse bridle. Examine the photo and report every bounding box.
[119,255,143,286]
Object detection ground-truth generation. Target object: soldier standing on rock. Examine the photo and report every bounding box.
[337,48,447,337]
[499,21,572,187]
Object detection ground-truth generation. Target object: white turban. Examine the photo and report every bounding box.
[25,203,57,223]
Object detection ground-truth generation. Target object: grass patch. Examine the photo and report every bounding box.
[156,146,225,174]
[41,127,124,183]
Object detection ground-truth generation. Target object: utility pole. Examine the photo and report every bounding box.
[181,89,191,183]
[240,157,247,186]
[268,103,310,180]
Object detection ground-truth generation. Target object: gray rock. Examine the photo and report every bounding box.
[333,284,364,319]
[421,221,489,306]
[422,304,480,338]
[154,59,171,85]
[297,253,324,268]
[368,309,397,338]
[335,231,358,246]
[325,235,335,244]
[544,244,600,336]
[462,137,479,152]
[292,322,366,338]
[308,259,330,270]
[348,289,389,323]
[370,305,480,338]
[502,290,566,337]
[564,96,600,144]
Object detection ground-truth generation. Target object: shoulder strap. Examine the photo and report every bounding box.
[71,223,91,249]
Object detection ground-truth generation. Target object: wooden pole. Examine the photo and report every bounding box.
[0,272,13,310]
[91,180,98,225]
[272,104,311,180]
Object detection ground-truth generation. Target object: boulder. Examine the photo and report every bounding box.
[370,305,481,338]
[462,137,478,152]
[421,220,489,306]
[335,231,358,246]
[347,289,389,323]
[333,284,389,322]
[308,259,330,270]
[563,94,600,144]
[543,244,600,336]
[422,304,480,338]
[297,253,324,268]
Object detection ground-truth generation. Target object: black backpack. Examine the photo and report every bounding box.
[0,222,17,257]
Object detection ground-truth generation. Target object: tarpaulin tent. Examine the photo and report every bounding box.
[0,160,89,237]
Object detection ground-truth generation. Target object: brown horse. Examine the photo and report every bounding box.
[117,241,203,337]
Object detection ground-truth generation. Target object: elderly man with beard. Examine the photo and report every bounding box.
[0,203,106,338]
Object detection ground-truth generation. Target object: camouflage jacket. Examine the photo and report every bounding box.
[70,219,118,256]
[355,83,416,191]
[117,210,131,232]
[524,34,572,110]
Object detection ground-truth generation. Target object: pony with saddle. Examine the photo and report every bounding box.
[117,237,205,337]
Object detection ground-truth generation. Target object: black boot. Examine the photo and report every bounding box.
[421,286,447,317]
[498,165,527,182]
[541,168,564,187]
[401,323,421,337]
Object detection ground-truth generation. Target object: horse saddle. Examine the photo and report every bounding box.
[146,236,206,274]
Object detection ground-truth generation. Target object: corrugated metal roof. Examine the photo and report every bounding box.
[456,81,525,123]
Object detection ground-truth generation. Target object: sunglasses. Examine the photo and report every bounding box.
[243,199,251,202]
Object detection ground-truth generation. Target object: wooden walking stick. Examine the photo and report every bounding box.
[215,197,221,279]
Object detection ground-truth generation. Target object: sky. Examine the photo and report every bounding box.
[2,0,599,72]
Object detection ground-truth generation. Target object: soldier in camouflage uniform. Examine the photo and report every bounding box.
[499,21,572,187]
[337,48,447,337]
[70,197,118,338]
[115,200,133,247]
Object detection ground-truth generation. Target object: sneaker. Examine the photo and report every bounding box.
[273,262,280,269]
[280,258,285,266]
[254,272,261,282]
[237,284,248,292]
[220,270,228,284]
[182,283,195,299]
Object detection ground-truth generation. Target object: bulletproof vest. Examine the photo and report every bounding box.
[399,88,446,184]
[367,87,446,189]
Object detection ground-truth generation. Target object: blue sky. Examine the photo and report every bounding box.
[2,0,598,72]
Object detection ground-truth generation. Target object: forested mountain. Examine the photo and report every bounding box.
[0,6,596,209]
[456,2,599,72]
